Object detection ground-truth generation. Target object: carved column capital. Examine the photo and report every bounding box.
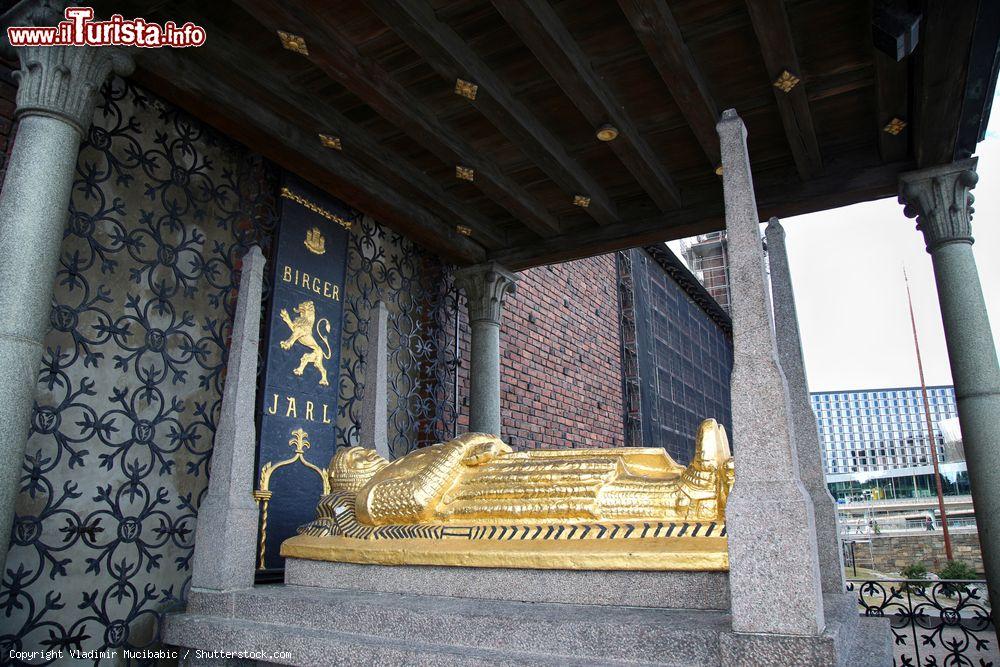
[899,158,979,253]
[4,1,134,137]
[454,262,518,325]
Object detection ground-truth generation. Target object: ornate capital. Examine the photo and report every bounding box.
[454,262,517,325]
[899,158,979,253]
[4,1,133,136]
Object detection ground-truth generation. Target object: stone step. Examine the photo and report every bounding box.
[178,585,730,666]
[167,585,892,666]
[166,613,633,666]
[285,557,731,610]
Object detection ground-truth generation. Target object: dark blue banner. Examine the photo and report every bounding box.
[254,175,352,573]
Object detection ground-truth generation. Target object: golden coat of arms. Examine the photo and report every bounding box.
[279,300,333,386]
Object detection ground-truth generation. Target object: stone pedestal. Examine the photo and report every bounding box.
[454,263,517,436]
[899,158,1000,625]
[164,559,890,666]
[190,246,266,592]
[359,301,389,459]
[766,218,846,595]
[0,3,132,571]
[717,109,825,636]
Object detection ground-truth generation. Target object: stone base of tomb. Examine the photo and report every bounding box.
[163,558,890,666]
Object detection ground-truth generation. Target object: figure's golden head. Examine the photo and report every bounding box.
[328,446,389,492]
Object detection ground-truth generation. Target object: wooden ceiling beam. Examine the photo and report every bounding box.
[956,0,1000,160]
[493,160,909,270]
[179,23,506,249]
[235,0,561,238]
[872,0,909,163]
[133,47,486,265]
[364,0,618,226]
[617,0,721,169]
[914,0,980,167]
[492,0,681,211]
[745,0,823,180]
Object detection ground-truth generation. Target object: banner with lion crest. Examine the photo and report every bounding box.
[255,175,353,574]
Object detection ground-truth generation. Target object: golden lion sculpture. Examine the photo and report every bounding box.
[282,419,734,570]
[279,300,332,386]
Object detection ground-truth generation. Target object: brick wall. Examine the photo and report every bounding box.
[0,58,17,182]
[455,254,625,450]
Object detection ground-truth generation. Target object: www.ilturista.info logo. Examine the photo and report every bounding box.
[7,6,206,48]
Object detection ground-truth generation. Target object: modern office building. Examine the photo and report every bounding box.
[811,386,969,501]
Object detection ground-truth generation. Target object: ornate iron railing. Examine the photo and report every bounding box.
[847,578,996,666]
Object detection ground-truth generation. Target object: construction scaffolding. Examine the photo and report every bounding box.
[680,231,731,314]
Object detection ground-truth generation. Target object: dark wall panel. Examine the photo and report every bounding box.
[629,248,733,465]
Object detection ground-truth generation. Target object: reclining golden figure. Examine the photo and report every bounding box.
[282,419,734,570]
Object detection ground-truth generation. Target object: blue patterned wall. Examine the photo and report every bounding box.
[0,77,459,660]
[0,77,278,658]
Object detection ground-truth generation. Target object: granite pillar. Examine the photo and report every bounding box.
[718,109,825,636]
[190,246,266,592]
[454,263,517,437]
[359,301,390,460]
[899,158,1000,623]
[0,3,132,571]
[766,217,846,595]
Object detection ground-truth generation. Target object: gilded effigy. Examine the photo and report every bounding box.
[281,419,734,570]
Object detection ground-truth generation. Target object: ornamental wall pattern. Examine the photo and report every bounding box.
[0,77,457,660]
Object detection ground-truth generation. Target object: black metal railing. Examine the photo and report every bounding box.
[847,578,996,666]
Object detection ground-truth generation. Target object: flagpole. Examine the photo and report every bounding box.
[904,267,953,561]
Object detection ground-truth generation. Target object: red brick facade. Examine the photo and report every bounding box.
[455,254,625,450]
[0,58,18,182]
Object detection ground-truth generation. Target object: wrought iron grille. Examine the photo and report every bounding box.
[336,215,460,459]
[848,578,996,666]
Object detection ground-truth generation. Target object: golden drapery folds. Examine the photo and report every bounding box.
[282,419,734,570]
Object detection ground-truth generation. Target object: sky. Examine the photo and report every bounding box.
[671,96,1000,393]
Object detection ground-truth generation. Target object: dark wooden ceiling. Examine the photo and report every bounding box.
[92,0,998,269]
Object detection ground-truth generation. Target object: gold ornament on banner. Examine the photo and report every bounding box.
[254,428,331,570]
[304,226,326,255]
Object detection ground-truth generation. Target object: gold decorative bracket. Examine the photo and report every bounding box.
[455,78,478,100]
[319,133,342,150]
[883,117,907,135]
[772,70,800,93]
[277,30,309,56]
[456,165,475,182]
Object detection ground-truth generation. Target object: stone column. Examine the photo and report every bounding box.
[360,301,390,460]
[899,158,1000,619]
[191,246,266,592]
[766,217,846,595]
[0,3,132,571]
[454,262,517,437]
[718,109,825,635]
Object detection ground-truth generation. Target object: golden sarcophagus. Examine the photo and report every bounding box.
[281,419,734,570]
